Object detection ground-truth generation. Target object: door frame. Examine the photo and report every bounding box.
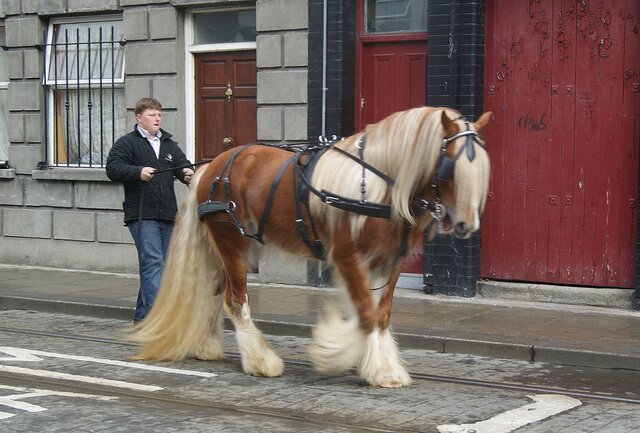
[184,10,256,163]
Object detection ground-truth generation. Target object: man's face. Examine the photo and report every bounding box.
[136,108,162,135]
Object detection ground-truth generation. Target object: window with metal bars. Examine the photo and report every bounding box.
[45,17,126,168]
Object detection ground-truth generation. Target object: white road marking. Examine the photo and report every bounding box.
[0,346,217,378]
[437,394,582,433]
[0,383,118,420]
[0,365,163,392]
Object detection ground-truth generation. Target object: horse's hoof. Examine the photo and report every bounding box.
[378,378,406,388]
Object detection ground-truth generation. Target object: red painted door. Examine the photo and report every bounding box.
[357,0,428,274]
[195,51,257,161]
[482,0,640,288]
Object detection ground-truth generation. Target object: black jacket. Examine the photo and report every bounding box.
[106,126,192,224]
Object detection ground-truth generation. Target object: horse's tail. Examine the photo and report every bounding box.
[129,167,226,361]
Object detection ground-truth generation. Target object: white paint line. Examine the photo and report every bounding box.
[0,411,16,420]
[0,365,163,392]
[0,346,217,378]
[437,394,582,433]
[0,384,118,401]
[0,394,47,412]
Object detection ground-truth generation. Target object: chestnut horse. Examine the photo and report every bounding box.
[130,106,491,388]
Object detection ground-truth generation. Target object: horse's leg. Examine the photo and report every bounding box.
[358,268,412,388]
[214,231,284,377]
[309,233,375,375]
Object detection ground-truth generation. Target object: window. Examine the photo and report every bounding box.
[194,10,256,45]
[45,17,126,167]
[0,24,9,161]
[365,0,427,34]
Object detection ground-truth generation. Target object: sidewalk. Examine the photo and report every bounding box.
[1,264,638,371]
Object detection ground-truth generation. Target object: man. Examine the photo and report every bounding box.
[106,98,194,322]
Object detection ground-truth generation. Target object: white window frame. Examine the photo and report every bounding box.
[44,15,126,168]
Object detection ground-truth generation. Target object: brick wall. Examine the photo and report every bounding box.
[424,0,486,297]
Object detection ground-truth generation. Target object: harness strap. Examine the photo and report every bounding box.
[293,156,325,259]
[330,144,395,186]
[253,154,297,244]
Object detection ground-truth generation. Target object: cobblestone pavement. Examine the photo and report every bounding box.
[0,310,638,433]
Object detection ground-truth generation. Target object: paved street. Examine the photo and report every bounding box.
[1,310,638,432]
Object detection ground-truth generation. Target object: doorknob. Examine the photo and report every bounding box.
[223,137,234,148]
[225,82,233,102]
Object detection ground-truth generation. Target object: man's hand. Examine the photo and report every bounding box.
[183,168,194,184]
[140,167,155,182]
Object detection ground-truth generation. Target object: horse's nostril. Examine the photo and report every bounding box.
[454,222,469,236]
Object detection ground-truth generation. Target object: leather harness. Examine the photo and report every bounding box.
[197,116,483,262]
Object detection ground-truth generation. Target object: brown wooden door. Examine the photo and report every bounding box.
[482,0,640,288]
[195,51,257,161]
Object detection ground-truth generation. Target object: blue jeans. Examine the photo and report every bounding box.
[128,220,174,322]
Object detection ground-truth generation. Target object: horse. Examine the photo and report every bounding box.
[129,106,492,388]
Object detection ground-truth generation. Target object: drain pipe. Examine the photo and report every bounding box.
[321,0,328,137]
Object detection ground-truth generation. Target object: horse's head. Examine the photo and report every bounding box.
[433,110,492,239]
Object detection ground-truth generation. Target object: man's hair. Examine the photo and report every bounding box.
[135,98,162,115]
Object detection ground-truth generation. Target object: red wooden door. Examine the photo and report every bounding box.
[356,0,428,274]
[195,51,256,161]
[482,0,640,288]
[359,39,427,128]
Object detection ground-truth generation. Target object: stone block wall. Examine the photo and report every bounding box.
[256,0,308,142]
[0,0,188,274]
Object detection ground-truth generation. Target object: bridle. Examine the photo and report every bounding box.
[416,115,485,223]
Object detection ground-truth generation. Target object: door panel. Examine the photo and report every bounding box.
[482,0,640,288]
[195,51,256,161]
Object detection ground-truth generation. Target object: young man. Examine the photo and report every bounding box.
[106,98,194,322]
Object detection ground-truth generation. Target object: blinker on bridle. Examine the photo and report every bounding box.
[419,116,485,222]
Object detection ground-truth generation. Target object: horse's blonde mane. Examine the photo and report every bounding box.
[310,106,460,234]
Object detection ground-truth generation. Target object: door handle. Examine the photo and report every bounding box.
[225,82,233,102]
[223,137,234,148]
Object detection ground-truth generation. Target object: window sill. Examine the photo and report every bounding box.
[31,168,110,182]
[0,169,16,179]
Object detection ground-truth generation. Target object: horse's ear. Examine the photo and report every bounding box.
[441,110,458,136]
[474,111,493,137]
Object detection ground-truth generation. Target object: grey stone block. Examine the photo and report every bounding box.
[0,177,24,205]
[257,0,308,31]
[3,208,52,238]
[283,32,307,67]
[149,7,177,40]
[7,113,24,142]
[75,181,123,210]
[284,106,307,140]
[67,0,119,13]
[96,212,132,243]
[24,113,42,143]
[152,78,178,109]
[53,210,95,241]
[257,107,283,141]
[9,145,42,174]
[257,35,282,68]
[125,77,152,108]
[23,49,40,79]
[2,0,21,16]
[0,236,138,273]
[257,70,307,104]
[23,0,66,14]
[8,81,41,111]
[5,16,44,48]
[258,248,311,285]
[8,51,23,79]
[25,178,73,208]
[125,42,177,75]
[124,8,149,41]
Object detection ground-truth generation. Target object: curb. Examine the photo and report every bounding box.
[2,295,638,372]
